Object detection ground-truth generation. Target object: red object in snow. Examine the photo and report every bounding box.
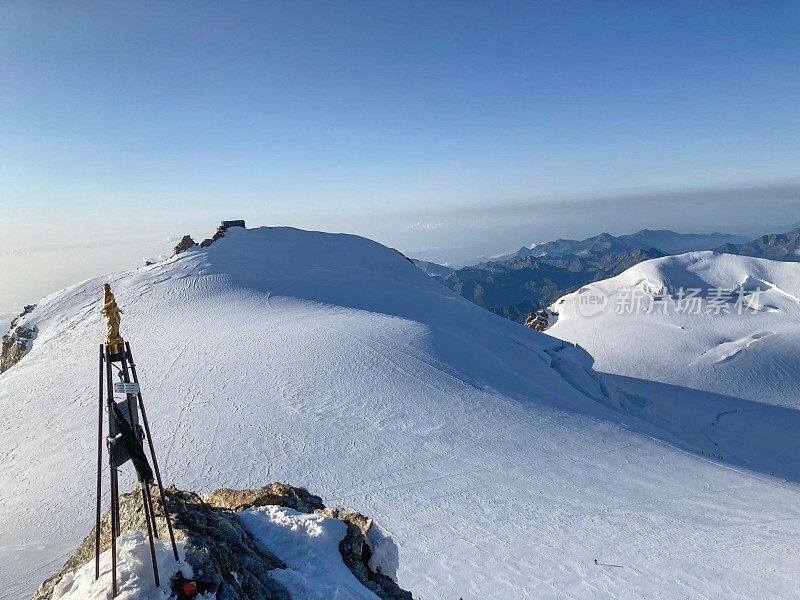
[183,581,197,594]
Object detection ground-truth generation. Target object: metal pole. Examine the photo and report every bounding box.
[111,468,120,537]
[125,342,179,560]
[95,345,104,580]
[107,464,117,596]
[139,480,161,587]
[105,348,118,597]
[143,481,158,538]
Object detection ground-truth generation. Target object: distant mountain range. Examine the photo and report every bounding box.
[714,228,800,261]
[414,228,798,322]
[431,247,665,322]
[411,259,455,277]
[493,229,748,261]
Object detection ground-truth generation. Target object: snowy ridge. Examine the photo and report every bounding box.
[549,251,800,407]
[2,229,800,599]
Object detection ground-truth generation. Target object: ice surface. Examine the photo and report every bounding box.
[2,230,800,599]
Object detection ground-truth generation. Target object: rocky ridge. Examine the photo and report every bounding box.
[173,222,238,256]
[32,482,412,600]
[173,235,198,255]
[714,227,800,262]
[1,304,37,373]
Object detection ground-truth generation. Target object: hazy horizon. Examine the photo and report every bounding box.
[2,1,798,329]
[2,178,799,334]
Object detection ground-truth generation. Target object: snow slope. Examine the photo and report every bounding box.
[548,251,800,408]
[2,229,800,600]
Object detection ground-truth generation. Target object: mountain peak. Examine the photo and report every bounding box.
[6,225,800,600]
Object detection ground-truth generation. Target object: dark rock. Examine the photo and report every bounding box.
[315,506,412,600]
[9,304,35,329]
[199,228,228,248]
[204,485,413,600]
[184,222,242,250]
[430,229,751,323]
[173,235,198,255]
[523,309,549,332]
[31,485,290,600]
[1,306,37,373]
[31,483,414,600]
[203,482,324,513]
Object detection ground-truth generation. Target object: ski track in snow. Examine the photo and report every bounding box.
[3,230,800,600]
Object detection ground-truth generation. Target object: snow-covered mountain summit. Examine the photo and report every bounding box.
[3,227,800,600]
[548,251,800,407]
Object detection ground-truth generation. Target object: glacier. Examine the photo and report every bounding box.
[548,251,800,408]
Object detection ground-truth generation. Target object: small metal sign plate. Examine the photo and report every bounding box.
[114,381,139,395]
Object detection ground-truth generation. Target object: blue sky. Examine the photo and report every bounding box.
[0,1,798,315]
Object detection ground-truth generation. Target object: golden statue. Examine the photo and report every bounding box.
[101,284,124,353]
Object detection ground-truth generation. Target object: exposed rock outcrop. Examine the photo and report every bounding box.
[173,235,198,255]
[1,304,37,373]
[176,221,247,253]
[31,485,288,600]
[200,225,228,248]
[204,485,411,600]
[32,483,413,600]
[202,482,324,513]
[524,308,549,332]
[315,506,410,600]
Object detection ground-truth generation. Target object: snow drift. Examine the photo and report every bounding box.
[240,506,380,600]
[2,228,800,600]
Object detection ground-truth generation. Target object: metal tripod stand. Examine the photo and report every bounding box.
[95,340,179,596]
